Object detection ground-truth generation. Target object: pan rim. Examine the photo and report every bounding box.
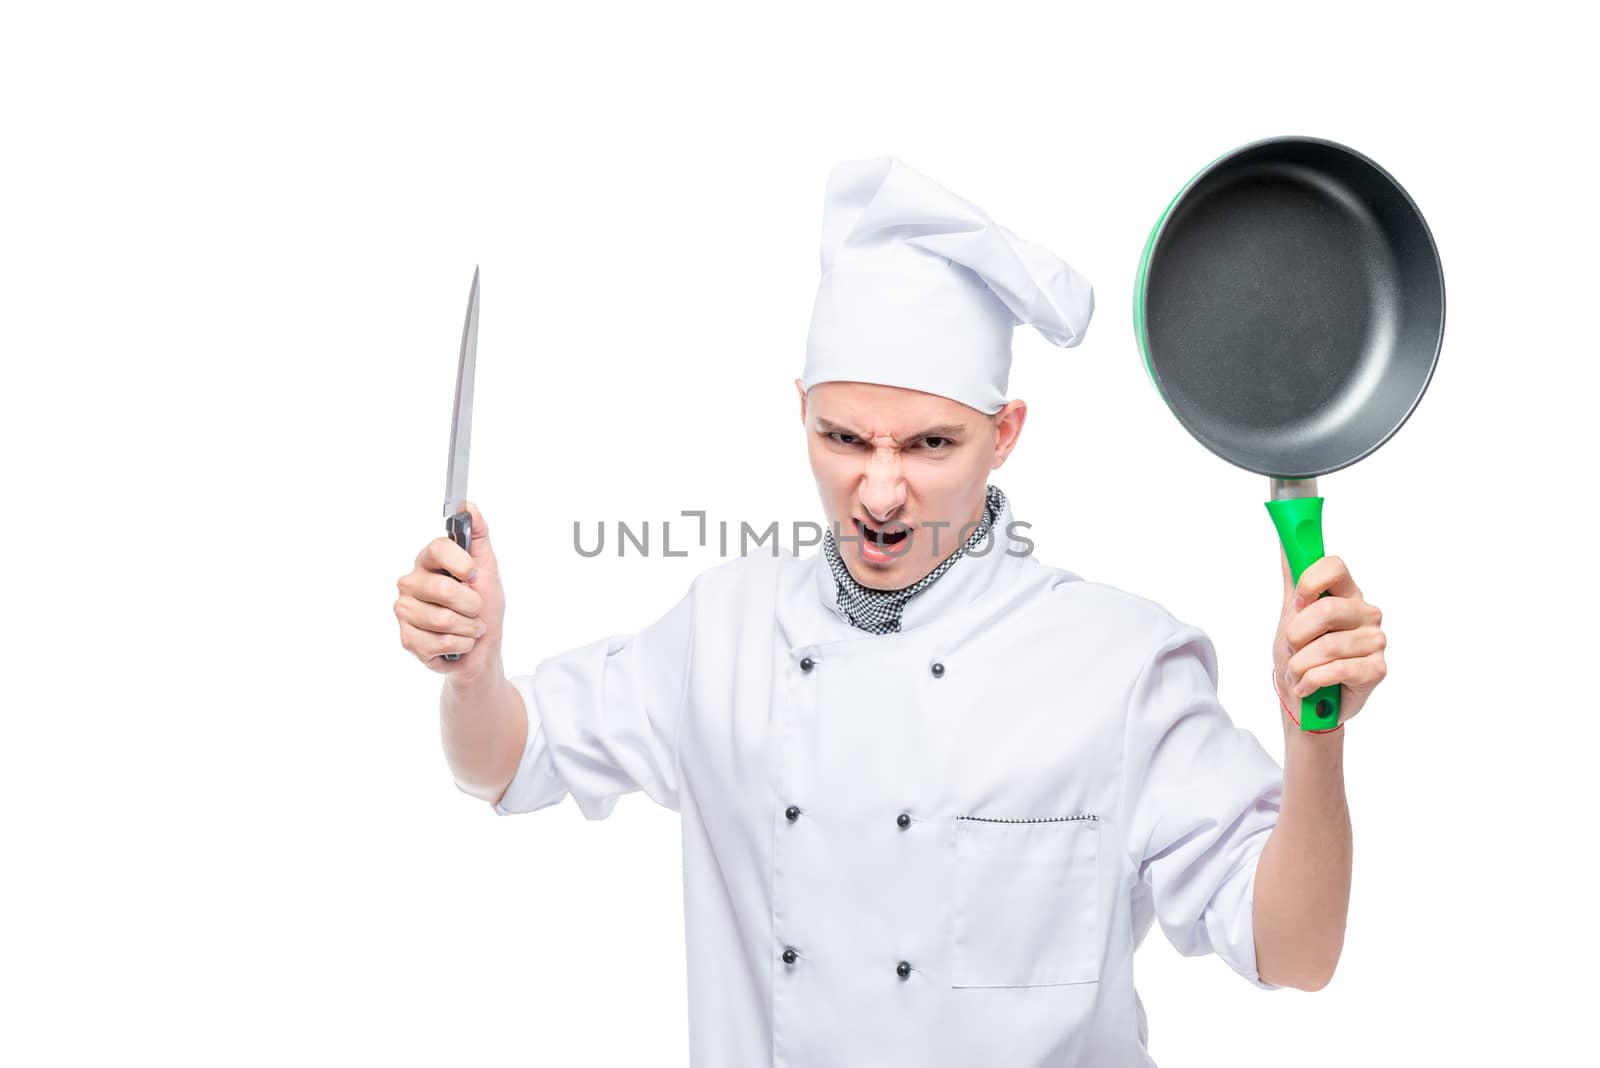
[1133,134,1447,480]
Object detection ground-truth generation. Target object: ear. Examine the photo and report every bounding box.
[991,399,1027,467]
[794,378,807,423]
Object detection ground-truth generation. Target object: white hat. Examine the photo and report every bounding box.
[802,157,1094,415]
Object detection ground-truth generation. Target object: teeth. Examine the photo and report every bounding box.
[858,519,905,542]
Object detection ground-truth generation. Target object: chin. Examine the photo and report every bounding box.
[855,555,925,588]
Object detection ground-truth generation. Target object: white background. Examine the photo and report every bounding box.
[3,2,1592,1064]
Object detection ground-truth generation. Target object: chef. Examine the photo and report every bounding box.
[394,157,1386,1066]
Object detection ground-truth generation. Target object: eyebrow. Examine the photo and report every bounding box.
[814,417,969,441]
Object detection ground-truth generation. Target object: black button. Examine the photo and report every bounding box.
[782,947,798,965]
[800,657,815,672]
[786,805,801,822]
[930,662,945,678]
[897,960,912,979]
[896,812,911,829]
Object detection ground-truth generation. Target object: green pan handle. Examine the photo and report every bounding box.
[1264,496,1341,731]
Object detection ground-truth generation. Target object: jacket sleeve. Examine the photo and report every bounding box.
[484,577,697,820]
[1119,621,1286,990]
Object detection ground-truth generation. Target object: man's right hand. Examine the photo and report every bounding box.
[394,500,506,679]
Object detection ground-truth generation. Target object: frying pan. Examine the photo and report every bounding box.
[1134,136,1444,731]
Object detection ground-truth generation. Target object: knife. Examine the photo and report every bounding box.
[439,266,479,661]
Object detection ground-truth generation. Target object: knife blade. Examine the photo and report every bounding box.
[439,266,479,661]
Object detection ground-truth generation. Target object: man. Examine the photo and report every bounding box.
[393,157,1386,1066]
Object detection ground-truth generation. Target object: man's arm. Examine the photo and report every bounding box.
[1254,549,1385,989]
[442,651,528,807]
[398,499,695,818]
[394,500,527,806]
[1252,701,1351,990]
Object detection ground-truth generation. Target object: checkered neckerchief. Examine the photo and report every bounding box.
[821,484,1006,635]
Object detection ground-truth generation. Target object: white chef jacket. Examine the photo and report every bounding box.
[487,492,1286,1066]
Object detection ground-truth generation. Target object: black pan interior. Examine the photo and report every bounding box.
[1143,139,1444,479]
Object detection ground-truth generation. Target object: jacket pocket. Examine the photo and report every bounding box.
[950,814,1101,988]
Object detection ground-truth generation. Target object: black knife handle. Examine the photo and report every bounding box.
[436,510,474,662]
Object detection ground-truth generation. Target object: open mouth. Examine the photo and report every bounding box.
[855,517,909,546]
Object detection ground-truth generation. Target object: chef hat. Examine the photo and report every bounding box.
[801,157,1094,415]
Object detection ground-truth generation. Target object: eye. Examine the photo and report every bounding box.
[827,432,862,447]
[918,436,950,451]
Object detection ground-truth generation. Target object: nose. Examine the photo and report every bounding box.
[858,449,907,523]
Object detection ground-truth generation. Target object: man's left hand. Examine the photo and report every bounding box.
[1274,549,1388,725]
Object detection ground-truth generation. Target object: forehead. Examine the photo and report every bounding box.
[807,380,976,433]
